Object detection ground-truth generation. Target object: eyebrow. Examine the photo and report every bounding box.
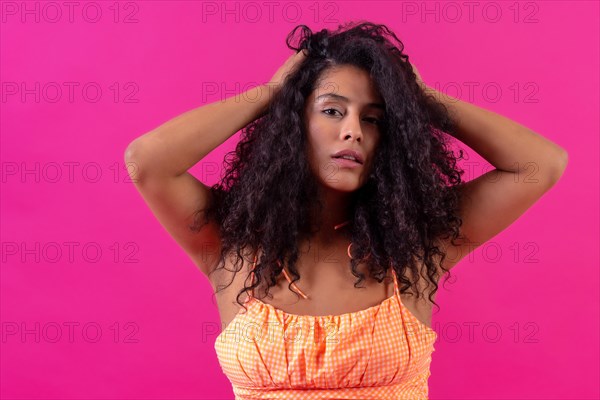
[315,93,385,110]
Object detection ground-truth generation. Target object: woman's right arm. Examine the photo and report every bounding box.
[125,84,275,179]
[124,50,306,278]
[123,84,276,277]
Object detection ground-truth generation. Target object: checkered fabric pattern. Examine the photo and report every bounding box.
[214,257,437,399]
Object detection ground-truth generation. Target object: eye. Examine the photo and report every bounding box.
[365,117,381,125]
[323,108,342,117]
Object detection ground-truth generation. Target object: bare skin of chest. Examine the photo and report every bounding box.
[211,250,436,334]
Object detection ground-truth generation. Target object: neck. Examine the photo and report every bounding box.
[307,188,354,247]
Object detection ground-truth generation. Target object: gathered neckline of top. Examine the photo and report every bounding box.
[246,290,398,320]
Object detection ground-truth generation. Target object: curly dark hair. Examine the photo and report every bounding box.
[192,20,466,315]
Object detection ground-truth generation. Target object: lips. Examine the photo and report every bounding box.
[332,157,362,168]
[331,149,364,164]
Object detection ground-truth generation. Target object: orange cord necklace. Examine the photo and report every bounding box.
[275,219,352,300]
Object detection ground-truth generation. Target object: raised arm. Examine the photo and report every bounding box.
[422,84,569,272]
[124,50,307,277]
[123,83,274,276]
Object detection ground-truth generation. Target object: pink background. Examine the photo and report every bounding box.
[1,1,598,399]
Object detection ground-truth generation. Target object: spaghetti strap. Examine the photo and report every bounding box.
[390,268,400,297]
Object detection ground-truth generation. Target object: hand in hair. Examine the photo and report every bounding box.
[267,49,309,94]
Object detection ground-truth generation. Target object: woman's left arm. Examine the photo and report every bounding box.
[426,85,568,179]
[421,84,569,272]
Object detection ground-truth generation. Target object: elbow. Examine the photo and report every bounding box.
[124,139,148,183]
[124,139,141,164]
[548,147,568,183]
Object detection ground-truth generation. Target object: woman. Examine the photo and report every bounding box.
[124,22,568,399]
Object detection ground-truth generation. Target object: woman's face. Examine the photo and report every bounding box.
[303,65,385,193]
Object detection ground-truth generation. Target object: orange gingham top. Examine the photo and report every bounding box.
[214,253,438,399]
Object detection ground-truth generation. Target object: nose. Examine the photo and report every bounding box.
[340,116,363,142]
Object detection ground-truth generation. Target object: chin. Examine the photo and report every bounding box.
[320,179,362,193]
